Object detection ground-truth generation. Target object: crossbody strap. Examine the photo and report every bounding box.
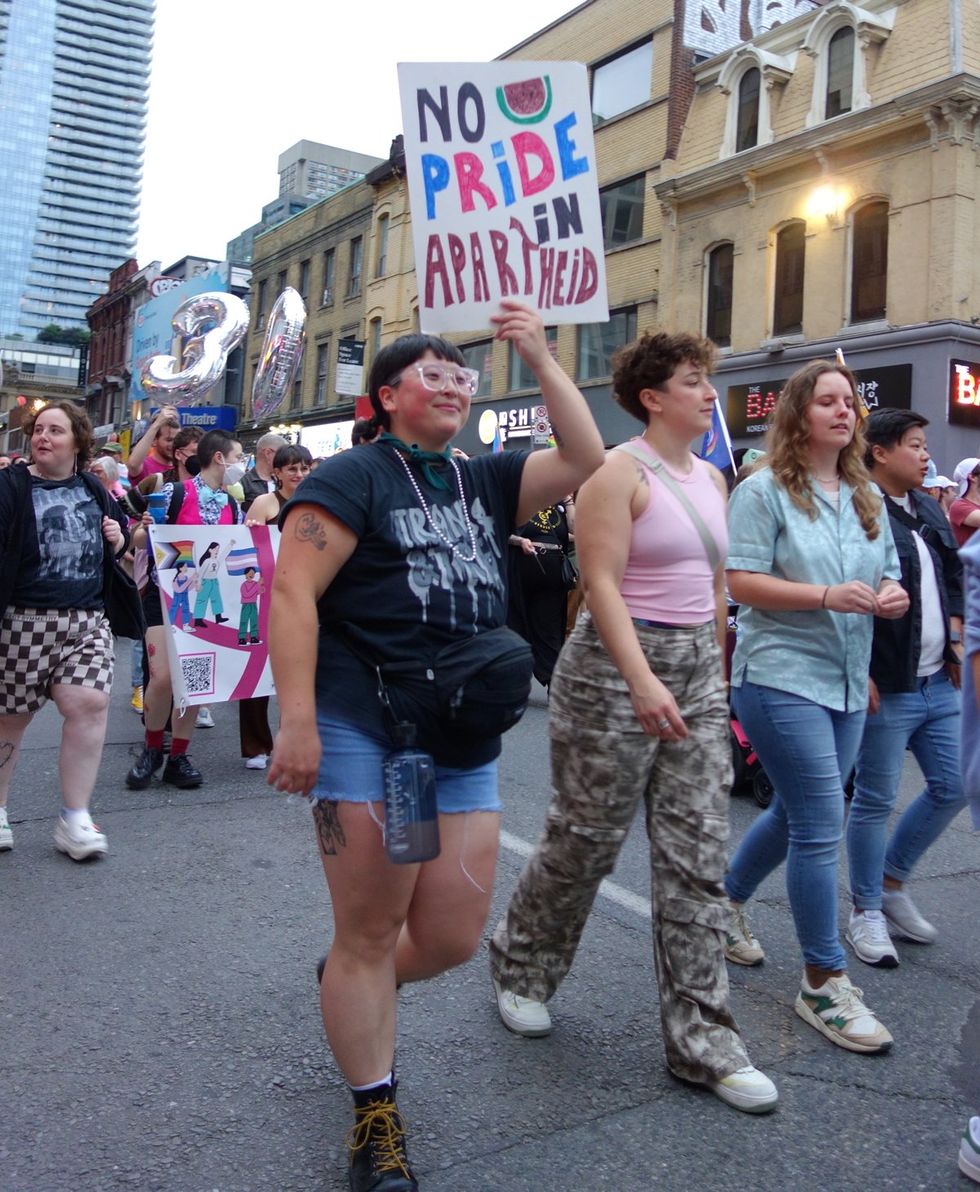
[614,441,722,571]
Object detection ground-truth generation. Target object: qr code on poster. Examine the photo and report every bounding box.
[179,652,216,698]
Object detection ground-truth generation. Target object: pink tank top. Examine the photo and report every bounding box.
[619,443,728,624]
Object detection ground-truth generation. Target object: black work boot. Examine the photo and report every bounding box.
[162,753,203,789]
[347,1081,417,1191]
[125,745,164,790]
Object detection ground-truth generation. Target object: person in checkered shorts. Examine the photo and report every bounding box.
[0,402,130,860]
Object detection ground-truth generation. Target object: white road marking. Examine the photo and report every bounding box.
[498,829,653,920]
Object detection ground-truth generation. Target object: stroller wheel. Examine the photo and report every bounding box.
[752,769,774,809]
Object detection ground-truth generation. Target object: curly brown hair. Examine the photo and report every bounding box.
[611,332,716,423]
[765,360,881,540]
[22,400,94,469]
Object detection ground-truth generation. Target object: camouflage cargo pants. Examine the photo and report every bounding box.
[490,615,749,1083]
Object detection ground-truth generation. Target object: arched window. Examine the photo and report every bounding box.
[736,69,760,153]
[826,27,854,118]
[706,243,734,347]
[773,222,805,336]
[851,201,888,323]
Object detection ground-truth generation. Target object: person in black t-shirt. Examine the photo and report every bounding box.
[0,401,128,862]
[266,300,605,1192]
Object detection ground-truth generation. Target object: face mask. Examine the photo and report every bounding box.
[223,461,246,487]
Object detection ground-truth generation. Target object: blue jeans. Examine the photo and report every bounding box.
[725,682,866,971]
[848,669,965,909]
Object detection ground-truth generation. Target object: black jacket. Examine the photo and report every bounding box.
[0,464,130,619]
[870,488,963,694]
[241,466,273,513]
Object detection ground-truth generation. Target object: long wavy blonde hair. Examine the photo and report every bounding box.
[764,360,881,540]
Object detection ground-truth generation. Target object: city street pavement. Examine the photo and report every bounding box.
[3,665,979,1192]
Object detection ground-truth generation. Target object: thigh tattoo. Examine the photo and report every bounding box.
[312,799,346,855]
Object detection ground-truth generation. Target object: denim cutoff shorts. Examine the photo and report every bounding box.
[312,709,501,814]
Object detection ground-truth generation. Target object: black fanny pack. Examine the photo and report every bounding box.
[336,624,534,767]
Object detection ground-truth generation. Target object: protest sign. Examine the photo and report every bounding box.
[148,524,280,708]
[398,61,609,333]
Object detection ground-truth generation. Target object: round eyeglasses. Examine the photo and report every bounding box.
[389,362,480,397]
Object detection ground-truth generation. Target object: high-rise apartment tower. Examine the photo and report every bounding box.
[0,0,153,337]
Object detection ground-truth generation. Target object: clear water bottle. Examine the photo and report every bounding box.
[383,722,440,864]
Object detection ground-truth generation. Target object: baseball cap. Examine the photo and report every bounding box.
[925,475,954,489]
[742,448,766,466]
[101,441,123,455]
[953,457,980,496]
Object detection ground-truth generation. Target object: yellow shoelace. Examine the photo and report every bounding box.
[347,1099,411,1177]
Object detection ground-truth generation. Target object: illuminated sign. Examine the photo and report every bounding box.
[726,363,912,437]
[949,359,980,428]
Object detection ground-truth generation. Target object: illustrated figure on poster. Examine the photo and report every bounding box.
[193,539,234,626]
[238,567,264,645]
[169,561,196,630]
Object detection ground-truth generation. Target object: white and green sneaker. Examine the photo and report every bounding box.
[0,808,12,851]
[794,973,893,1053]
[960,1116,980,1184]
[725,902,764,966]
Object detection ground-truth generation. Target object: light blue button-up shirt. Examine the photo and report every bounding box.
[727,467,900,712]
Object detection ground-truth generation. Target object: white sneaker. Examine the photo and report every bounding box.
[725,902,765,965]
[493,978,552,1037]
[710,1065,779,1114]
[846,908,899,968]
[54,815,107,862]
[245,754,268,770]
[882,888,937,943]
[960,1116,980,1184]
[0,809,12,852]
[795,973,893,1053]
[195,706,215,729]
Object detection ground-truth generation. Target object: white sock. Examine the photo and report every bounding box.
[349,1071,393,1093]
[61,808,94,827]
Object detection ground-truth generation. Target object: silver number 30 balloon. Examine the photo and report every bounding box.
[251,287,306,420]
[140,291,250,406]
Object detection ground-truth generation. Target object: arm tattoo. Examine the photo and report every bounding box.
[312,799,346,856]
[295,512,328,551]
[0,741,13,768]
[633,463,649,489]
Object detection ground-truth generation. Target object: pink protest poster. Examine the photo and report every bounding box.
[148,524,280,708]
[398,61,609,333]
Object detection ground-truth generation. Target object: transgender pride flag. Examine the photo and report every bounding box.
[226,546,259,575]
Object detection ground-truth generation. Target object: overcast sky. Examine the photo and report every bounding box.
[135,0,578,269]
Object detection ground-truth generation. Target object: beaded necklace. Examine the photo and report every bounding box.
[393,448,479,563]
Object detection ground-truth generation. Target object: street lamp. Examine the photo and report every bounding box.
[270,421,303,444]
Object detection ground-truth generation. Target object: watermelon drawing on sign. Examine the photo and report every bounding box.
[496,75,553,125]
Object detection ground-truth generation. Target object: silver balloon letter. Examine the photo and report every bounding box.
[140,292,250,406]
[251,288,307,420]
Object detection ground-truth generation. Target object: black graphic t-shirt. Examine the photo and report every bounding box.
[282,441,528,751]
[13,476,105,609]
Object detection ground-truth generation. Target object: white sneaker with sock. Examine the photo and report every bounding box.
[882,888,937,943]
[0,809,12,851]
[54,812,107,862]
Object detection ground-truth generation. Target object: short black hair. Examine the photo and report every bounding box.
[272,443,313,469]
[197,429,236,468]
[366,334,465,430]
[863,408,929,469]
